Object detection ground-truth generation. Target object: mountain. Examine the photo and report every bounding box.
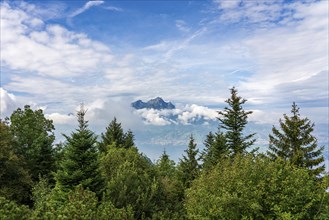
[132,97,175,110]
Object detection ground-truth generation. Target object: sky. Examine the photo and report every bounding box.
[1,0,328,162]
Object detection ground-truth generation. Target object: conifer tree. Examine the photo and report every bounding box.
[218,87,255,155]
[178,135,200,188]
[123,130,135,149]
[201,130,227,170]
[155,150,185,218]
[99,117,134,152]
[156,149,176,178]
[267,102,325,176]
[55,106,102,194]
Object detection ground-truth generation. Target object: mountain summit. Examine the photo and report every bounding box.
[132,97,175,110]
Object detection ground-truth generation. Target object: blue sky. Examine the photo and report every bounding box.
[1,0,328,162]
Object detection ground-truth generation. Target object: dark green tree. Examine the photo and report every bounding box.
[178,135,200,188]
[0,196,31,220]
[218,87,255,155]
[8,105,55,182]
[99,117,134,152]
[55,106,103,195]
[0,121,32,204]
[268,102,325,177]
[156,149,176,178]
[154,150,186,219]
[201,130,228,170]
[100,146,160,219]
[123,129,135,149]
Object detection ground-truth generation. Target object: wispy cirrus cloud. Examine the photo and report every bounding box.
[69,0,104,18]
[103,6,123,12]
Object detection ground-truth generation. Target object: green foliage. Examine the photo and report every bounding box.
[268,102,325,177]
[178,135,200,188]
[100,146,160,219]
[31,182,133,219]
[0,196,30,220]
[155,151,186,219]
[155,150,176,177]
[99,117,135,152]
[201,130,228,170]
[0,121,32,204]
[185,154,328,219]
[1,99,327,219]
[8,105,55,182]
[218,87,256,155]
[97,197,134,220]
[55,107,103,195]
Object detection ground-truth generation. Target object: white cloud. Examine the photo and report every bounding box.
[46,112,75,124]
[175,20,190,32]
[135,109,172,126]
[214,0,296,26]
[238,0,328,105]
[70,1,104,18]
[103,6,123,12]
[134,104,218,126]
[1,2,113,78]
[177,104,218,124]
[0,88,18,117]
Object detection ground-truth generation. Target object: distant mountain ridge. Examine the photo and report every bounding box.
[132,97,175,110]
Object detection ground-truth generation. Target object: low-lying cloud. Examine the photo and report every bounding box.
[134,104,218,126]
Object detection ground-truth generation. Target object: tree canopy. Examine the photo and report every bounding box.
[218,87,256,156]
[55,106,103,195]
[268,102,325,177]
[1,90,328,219]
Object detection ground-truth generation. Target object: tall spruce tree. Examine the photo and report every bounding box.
[267,102,325,177]
[55,106,102,194]
[155,150,185,219]
[201,130,227,170]
[178,135,200,188]
[156,149,176,178]
[218,87,255,156]
[99,117,134,152]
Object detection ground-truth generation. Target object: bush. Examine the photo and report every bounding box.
[185,155,328,219]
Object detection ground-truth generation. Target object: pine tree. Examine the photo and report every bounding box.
[201,130,227,170]
[123,130,135,149]
[178,135,200,188]
[218,87,255,156]
[155,150,185,218]
[267,102,325,176]
[156,149,176,178]
[55,106,103,194]
[99,117,134,152]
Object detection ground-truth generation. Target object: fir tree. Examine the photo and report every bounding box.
[123,130,135,149]
[201,130,227,170]
[55,106,103,194]
[218,87,255,156]
[156,149,176,178]
[267,102,325,177]
[99,117,134,152]
[178,135,200,188]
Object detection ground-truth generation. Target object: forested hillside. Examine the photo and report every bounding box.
[1,88,328,219]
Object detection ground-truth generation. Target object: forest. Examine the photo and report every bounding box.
[1,87,328,219]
